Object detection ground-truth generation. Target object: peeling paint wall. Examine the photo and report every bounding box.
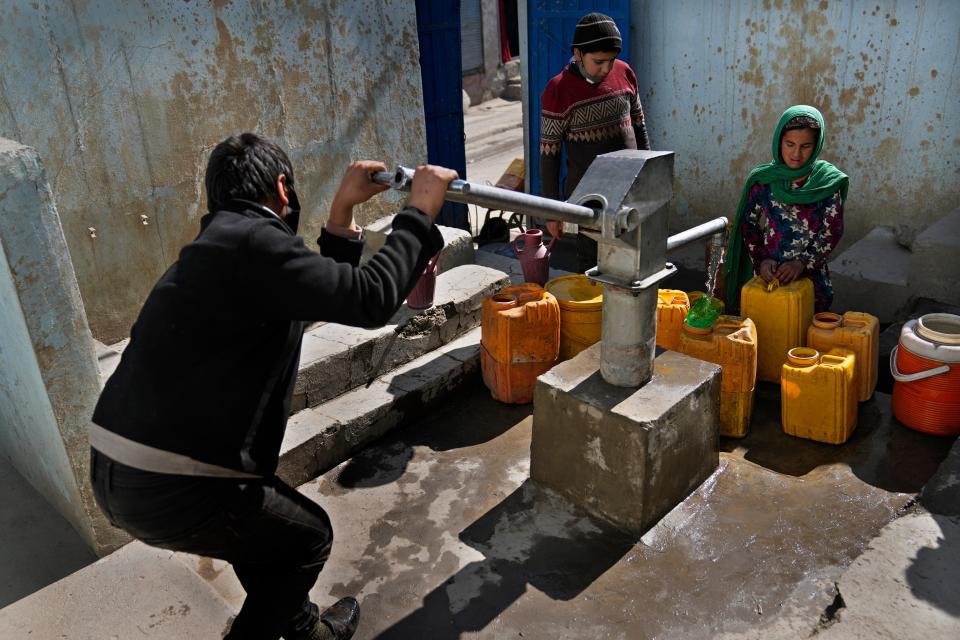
[0,1,426,343]
[632,0,960,247]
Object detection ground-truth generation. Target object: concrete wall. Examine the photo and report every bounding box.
[631,0,960,246]
[0,1,426,343]
[0,139,127,556]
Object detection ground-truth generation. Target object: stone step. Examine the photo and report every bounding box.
[277,326,484,487]
[474,245,574,284]
[909,207,960,308]
[291,263,508,411]
[830,208,960,322]
[0,541,234,639]
[829,226,913,322]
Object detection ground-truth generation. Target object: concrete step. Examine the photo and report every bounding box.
[829,226,913,322]
[0,541,234,639]
[277,326,484,487]
[291,263,508,412]
[909,207,960,308]
[830,208,960,322]
[474,246,574,284]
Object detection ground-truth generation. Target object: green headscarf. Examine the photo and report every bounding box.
[723,105,849,309]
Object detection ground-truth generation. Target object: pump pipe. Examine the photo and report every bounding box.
[372,166,597,227]
[374,166,727,251]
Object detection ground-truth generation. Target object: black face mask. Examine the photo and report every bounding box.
[284,183,301,234]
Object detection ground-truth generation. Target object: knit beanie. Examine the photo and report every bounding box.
[571,13,622,54]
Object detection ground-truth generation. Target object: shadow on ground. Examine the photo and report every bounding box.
[336,380,530,489]
[722,384,955,494]
[372,480,635,639]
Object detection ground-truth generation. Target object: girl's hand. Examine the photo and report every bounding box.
[775,259,804,284]
[759,259,778,282]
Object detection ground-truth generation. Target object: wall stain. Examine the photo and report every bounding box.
[0,1,426,342]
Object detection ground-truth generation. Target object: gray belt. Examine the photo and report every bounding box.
[89,424,261,479]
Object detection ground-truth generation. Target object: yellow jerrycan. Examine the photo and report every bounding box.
[781,347,858,444]
[480,283,560,404]
[655,289,690,351]
[677,315,758,438]
[806,311,879,402]
[544,275,602,360]
[740,276,814,383]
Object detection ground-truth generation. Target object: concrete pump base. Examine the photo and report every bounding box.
[531,344,721,536]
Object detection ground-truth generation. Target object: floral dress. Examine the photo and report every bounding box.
[740,179,844,312]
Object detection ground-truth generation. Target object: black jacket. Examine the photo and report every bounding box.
[92,199,444,476]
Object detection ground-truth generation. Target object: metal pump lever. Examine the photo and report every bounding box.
[372,166,599,227]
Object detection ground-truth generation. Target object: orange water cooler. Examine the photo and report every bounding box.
[891,313,960,436]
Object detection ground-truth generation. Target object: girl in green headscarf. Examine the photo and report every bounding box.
[723,105,849,312]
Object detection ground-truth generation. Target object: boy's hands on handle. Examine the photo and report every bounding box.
[408,164,459,219]
[329,161,391,228]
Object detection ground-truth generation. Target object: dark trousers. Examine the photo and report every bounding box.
[90,449,333,640]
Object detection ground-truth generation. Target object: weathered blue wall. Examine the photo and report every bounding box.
[631,0,960,246]
[0,139,126,555]
[0,1,426,343]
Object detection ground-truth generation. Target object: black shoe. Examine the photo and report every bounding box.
[319,597,360,640]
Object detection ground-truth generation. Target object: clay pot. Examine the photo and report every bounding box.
[407,252,441,309]
[512,229,555,286]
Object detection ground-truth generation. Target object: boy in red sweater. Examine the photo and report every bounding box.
[541,12,651,272]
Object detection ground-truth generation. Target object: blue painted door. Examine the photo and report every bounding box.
[415,0,469,228]
[526,1,631,198]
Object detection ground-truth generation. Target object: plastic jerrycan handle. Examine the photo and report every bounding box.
[820,354,848,367]
[889,345,950,382]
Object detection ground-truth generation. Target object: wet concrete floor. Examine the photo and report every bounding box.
[293,374,955,639]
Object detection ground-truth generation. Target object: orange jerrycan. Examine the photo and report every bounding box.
[891,313,960,436]
[655,289,690,351]
[740,276,814,383]
[677,315,758,437]
[544,275,602,360]
[781,347,858,444]
[480,283,560,404]
[807,311,880,401]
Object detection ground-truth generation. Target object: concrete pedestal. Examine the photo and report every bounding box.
[530,344,721,536]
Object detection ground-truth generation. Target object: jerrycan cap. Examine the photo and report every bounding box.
[787,347,820,367]
[812,312,843,329]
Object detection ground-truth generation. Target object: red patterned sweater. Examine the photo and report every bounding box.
[539,59,650,200]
